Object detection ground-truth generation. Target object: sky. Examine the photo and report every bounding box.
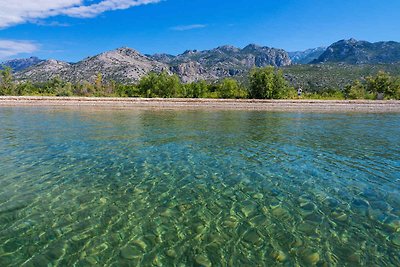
[0,0,400,62]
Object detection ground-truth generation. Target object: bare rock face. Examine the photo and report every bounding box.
[15,60,72,82]
[70,47,170,83]
[171,61,208,83]
[312,39,400,64]
[164,44,291,82]
[16,48,170,83]
[15,44,292,83]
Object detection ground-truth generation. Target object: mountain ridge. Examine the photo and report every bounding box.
[313,39,400,64]
[14,44,292,83]
[5,39,400,84]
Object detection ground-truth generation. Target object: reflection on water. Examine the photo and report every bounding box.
[0,107,399,266]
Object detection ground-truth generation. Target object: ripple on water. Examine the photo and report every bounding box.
[0,108,399,266]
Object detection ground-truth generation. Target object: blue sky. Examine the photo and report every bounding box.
[1,0,400,62]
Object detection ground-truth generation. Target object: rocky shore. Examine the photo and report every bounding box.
[0,96,400,112]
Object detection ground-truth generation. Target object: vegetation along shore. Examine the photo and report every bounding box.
[1,66,400,101]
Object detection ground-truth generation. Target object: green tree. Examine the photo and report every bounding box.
[391,77,400,100]
[95,72,103,93]
[366,71,391,98]
[216,78,247,99]
[138,72,181,98]
[344,80,366,99]
[248,67,293,99]
[0,66,14,95]
[182,81,209,98]
[56,82,73,96]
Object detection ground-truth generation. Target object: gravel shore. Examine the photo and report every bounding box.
[1,96,400,112]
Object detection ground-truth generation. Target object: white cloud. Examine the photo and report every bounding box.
[171,24,207,31]
[0,0,161,28]
[0,40,38,60]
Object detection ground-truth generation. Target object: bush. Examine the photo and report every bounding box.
[216,78,248,99]
[344,80,366,99]
[138,72,181,98]
[248,67,295,99]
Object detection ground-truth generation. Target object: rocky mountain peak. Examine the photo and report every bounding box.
[215,45,240,53]
[242,44,262,51]
[313,39,400,64]
[0,56,44,71]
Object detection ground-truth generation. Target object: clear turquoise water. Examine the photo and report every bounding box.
[0,107,399,267]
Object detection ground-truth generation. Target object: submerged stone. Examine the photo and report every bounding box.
[243,229,262,245]
[390,233,400,247]
[304,252,320,265]
[297,222,316,235]
[384,216,400,232]
[271,250,287,262]
[253,193,264,200]
[120,245,142,260]
[195,254,212,267]
[332,211,348,222]
[166,249,177,258]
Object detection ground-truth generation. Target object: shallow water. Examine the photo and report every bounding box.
[0,107,399,266]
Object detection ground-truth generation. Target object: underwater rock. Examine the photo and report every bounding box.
[223,216,239,228]
[240,201,257,217]
[304,213,324,224]
[120,245,142,260]
[271,206,289,219]
[253,193,264,200]
[166,249,177,258]
[195,254,212,267]
[390,233,400,247]
[352,198,369,215]
[249,214,268,227]
[383,216,400,232]
[304,252,320,265]
[99,197,107,204]
[297,222,316,235]
[347,253,361,263]
[324,197,340,208]
[133,239,147,252]
[369,200,390,211]
[331,210,348,222]
[271,250,287,262]
[178,204,192,213]
[300,202,317,216]
[84,256,98,265]
[269,200,281,210]
[243,229,262,245]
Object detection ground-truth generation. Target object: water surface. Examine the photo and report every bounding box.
[0,107,399,266]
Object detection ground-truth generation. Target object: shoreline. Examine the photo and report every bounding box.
[1,96,400,112]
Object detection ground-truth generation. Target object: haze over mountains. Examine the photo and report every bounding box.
[2,39,400,84]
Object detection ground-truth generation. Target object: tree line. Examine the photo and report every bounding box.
[1,66,399,99]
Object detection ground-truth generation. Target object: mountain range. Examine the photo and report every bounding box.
[2,39,400,84]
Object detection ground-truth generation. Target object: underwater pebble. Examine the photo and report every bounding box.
[271,207,287,217]
[253,193,263,199]
[195,254,212,267]
[84,256,98,265]
[120,245,142,260]
[271,250,287,262]
[332,211,348,222]
[384,217,400,232]
[390,233,400,247]
[243,229,261,245]
[304,252,320,265]
[166,249,177,258]
[348,253,361,263]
